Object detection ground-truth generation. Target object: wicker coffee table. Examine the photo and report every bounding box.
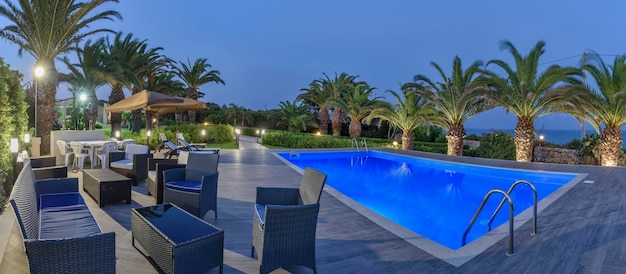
[131,203,224,274]
[83,168,132,207]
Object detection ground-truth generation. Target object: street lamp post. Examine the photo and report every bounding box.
[33,66,44,137]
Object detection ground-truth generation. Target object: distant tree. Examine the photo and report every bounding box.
[367,88,439,150]
[273,100,317,132]
[482,40,581,162]
[408,56,493,156]
[298,79,331,134]
[320,72,360,136]
[0,0,121,154]
[328,82,381,138]
[576,54,626,166]
[173,58,225,123]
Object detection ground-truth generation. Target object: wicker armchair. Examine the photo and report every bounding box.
[109,144,152,185]
[163,152,220,218]
[29,156,68,180]
[251,167,327,274]
[147,151,189,204]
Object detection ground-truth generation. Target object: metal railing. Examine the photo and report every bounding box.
[361,138,368,153]
[462,189,515,256]
[488,180,537,235]
[351,138,360,152]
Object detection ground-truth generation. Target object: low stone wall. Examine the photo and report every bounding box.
[533,146,583,165]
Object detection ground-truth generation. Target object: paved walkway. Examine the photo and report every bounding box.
[1,137,626,273]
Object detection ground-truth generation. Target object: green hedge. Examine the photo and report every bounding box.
[123,124,234,149]
[262,131,393,149]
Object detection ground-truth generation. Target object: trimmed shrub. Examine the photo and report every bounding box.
[474,130,515,160]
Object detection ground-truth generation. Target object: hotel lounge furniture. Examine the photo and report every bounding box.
[9,160,116,274]
[147,151,190,204]
[176,132,207,148]
[28,156,68,180]
[132,203,224,274]
[177,138,221,154]
[251,167,327,274]
[56,140,73,166]
[95,141,119,168]
[69,141,90,172]
[163,152,220,218]
[109,144,152,185]
[83,169,132,207]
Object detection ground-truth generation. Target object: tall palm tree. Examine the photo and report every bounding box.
[102,33,140,136]
[59,40,108,130]
[328,82,381,138]
[409,56,493,156]
[0,0,121,154]
[173,58,225,123]
[297,79,331,134]
[321,72,360,136]
[367,88,439,150]
[273,100,317,132]
[482,40,581,162]
[576,54,626,166]
[127,41,169,132]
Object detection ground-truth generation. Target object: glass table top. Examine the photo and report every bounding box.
[133,203,221,244]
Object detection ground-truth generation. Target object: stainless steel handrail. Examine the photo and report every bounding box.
[351,138,360,152]
[361,138,368,153]
[462,189,515,256]
[488,180,537,235]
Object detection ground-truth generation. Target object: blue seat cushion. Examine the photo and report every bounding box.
[39,193,101,239]
[165,180,201,193]
[255,204,266,228]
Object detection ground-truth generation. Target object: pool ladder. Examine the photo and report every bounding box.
[461,180,537,256]
[351,138,368,154]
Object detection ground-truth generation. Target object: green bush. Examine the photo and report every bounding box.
[262,131,393,149]
[412,141,448,154]
[474,130,515,160]
[211,124,234,143]
[95,121,103,129]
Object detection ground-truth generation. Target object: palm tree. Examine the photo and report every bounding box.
[576,54,626,166]
[173,58,225,123]
[102,33,141,136]
[126,41,169,132]
[0,0,121,154]
[321,72,360,136]
[59,40,108,130]
[297,79,331,134]
[328,82,381,138]
[409,56,493,156]
[273,100,317,132]
[367,88,439,150]
[482,40,581,162]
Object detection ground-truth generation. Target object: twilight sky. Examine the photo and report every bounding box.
[1,0,626,130]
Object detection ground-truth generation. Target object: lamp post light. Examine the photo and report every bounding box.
[256,129,260,143]
[539,134,544,147]
[260,129,265,144]
[11,138,19,178]
[392,141,399,149]
[235,128,241,146]
[115,130,120,139]
[146,130,151,147]
[33,66,44,137]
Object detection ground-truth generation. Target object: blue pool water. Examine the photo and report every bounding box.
[277,151,578,250]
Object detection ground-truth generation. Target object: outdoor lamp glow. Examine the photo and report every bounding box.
[10,138,18,153]
[539,135,544,141]
[201,129,206,136]
[393,141,398,147]
[204,122,208,126]
[115,130,120,138]
[24,134,30,143]
[261,129,265,135]
[256,130,260,135]
[80,93,87,101]
[235,128,240,134]
[147,130,151,137]
[316,132,321,136]
[34,66,44,77]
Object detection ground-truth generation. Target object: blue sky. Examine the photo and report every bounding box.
[1,1,625,130]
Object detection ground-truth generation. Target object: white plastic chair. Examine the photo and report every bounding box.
[69,142,90,172]
[119,139,136,150]
[56,140,74,166]
[96,141,119,168]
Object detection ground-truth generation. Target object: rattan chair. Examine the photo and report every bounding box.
[147,151,189,204]
[251,167,327,274]
[162,152,220,218]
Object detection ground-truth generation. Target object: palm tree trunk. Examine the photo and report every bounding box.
[188,88,198,123]
[514,119,535,162]
[108,86,125,138]
[348,119,361,138]
[401,131,415,150]
[332,108,342,136]
[319,106,329,134]
[36,59,58,155]
[600,126,622,166]
[446,124,466,156]
[131,86,142,133]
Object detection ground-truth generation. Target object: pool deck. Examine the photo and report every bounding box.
[1,136,626,273]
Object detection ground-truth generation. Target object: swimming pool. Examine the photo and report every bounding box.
[276,150,579,250]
